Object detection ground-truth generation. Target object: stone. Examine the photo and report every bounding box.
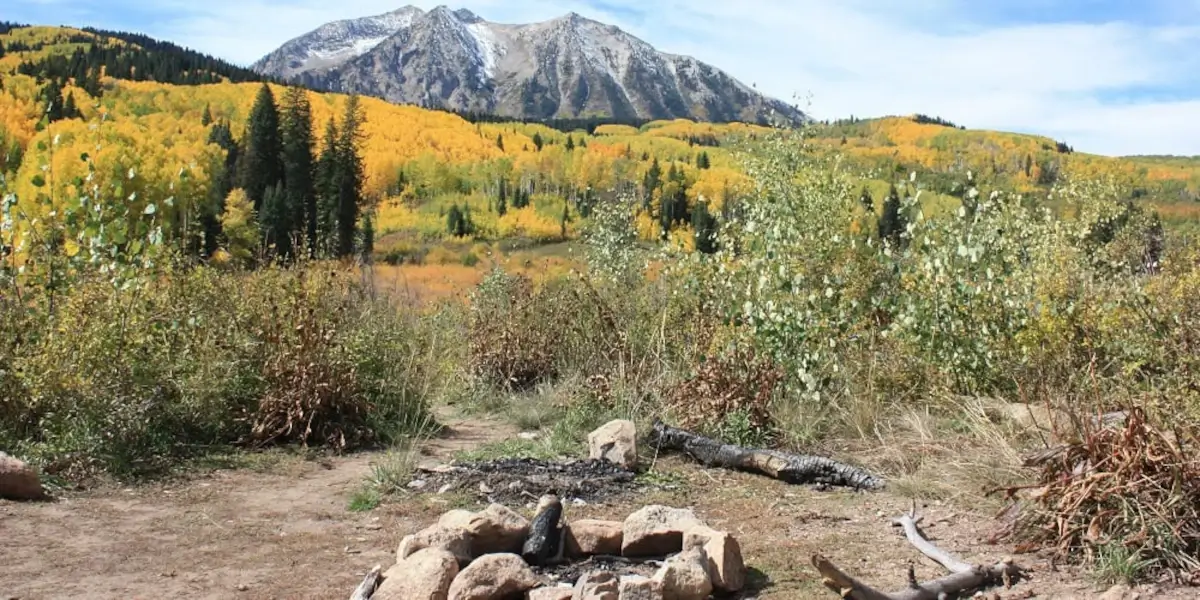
[0,451,45,501]
[572,571,619,600]
[374,548,458,600]
[621,506,704,557]
[564,520,623,558]
[587,420,638,469]
[439,503,531,556]
[1098,585,1139,600]
[528,586,575,600]
[653,546,712,600]
[398,524,473,565]
[619,575,664,600]
[447,553,540,600]
[683,527,744,592]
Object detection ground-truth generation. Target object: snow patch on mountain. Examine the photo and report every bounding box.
[465,21,503,81]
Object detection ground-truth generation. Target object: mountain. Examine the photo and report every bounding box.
[251,5,805,126]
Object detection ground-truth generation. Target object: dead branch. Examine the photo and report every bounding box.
[349,564,382,600]
[811,504,1022,600]
[647,419,884,490]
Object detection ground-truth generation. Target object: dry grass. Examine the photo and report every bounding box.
[993,407,1200,584]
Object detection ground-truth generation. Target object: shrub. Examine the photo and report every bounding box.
[0,265,438,478]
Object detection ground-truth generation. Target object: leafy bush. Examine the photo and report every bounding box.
[0,265,438,478]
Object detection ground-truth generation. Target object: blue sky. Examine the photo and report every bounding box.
[8,0,1200,156]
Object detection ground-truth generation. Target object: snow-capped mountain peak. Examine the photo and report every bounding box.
[252,5,805,125]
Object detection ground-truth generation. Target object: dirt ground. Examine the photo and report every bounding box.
[2,410,1190,600]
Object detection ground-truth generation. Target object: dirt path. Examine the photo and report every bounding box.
[1,410,515,600]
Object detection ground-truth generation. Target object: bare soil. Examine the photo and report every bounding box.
[2,411,1191,600]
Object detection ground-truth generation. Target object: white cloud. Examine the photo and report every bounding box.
[12,0,1200,155]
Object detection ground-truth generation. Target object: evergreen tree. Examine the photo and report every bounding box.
[532,132,544,151]
[360,211,375,263]
[877,184,906,247]
[335,94,366,258]
[858,186,874,212]
[643,157,662,208]
[496,178,508,216]
[314,119,340,255]
[41,79,65,122]
[238,83,283,211]
[199,119,240,257]
[560,201,570,240]
[692,201,718,254]
[61,91,78,120]
[496,133,504,151]
[260,181,290,258]
[446,204,464,237]
[201,103,212,126]
[565,136,575,151]
[280,86,315,257]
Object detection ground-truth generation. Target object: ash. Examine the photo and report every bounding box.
[535,555,661,585]
[410,457,639,505]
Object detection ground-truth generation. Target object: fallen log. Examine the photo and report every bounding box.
[348,564,382,600]
[522,494,564,566]
[811,503,1023,600]
[646,419,885,490]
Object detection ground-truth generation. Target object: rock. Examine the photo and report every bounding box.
[398,524,473,565]
[619,575,664,600]
[653,546,712,600]
[375,548,458,600]
[622,506,704,557]
[447,553,540,600]
[564,520,624,557]
[0,451,45,501]
[572,571,619,600]
[587,420,638,469]
[528,586,575,600]
[1098,585,1139,600]
[683,527,744,592]
[440,504,531,556]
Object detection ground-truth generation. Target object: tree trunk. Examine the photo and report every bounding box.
[646,419,885,490]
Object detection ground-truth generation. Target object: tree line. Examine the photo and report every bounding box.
[200,84,370,265]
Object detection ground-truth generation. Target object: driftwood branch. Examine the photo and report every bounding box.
[647,419,885,490]
[349,564,382,600]
[811,503,1023,600]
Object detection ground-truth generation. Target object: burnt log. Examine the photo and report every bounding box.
[349,564,382,600]
[522,494,564,566]
[647,419,885,490]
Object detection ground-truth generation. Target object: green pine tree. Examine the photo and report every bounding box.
[201,103,213,126]
[61,91,78,120]
[532,132,544,151]
[335,94,366,258]
[878,184,906,247]
[446,204,463,237]
[566,136,575,151]
[238,83,284,211]
[497,178,508,216]
[280,86,315,257]
[314,119,340,255]
[692,200,718,254]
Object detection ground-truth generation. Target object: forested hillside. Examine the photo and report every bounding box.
[2,24,1197,273]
